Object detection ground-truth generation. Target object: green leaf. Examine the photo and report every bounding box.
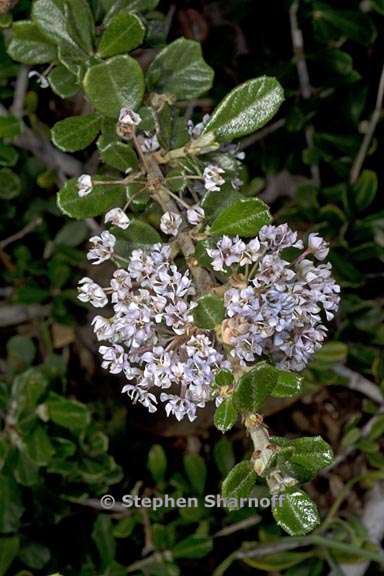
[12,368,48,415]
[0,168,21,199]
[313,5,377,46]
[51,114,100,152]
[214,398,238,433]
[0,144,18,167]
[234,362,278,413]
[312,341,348,366]
[0,536,19,576]
[26,425,54,466]
[113,219,161,256]
[213,438,235,477]
[0,115,21,138]
[172,535,213,559]
[274,436,333,482]
[193,294,225,329]
[64,0,95,54]
[203,76,284,142]
[7,335,35,370]
[44,392,91,433]
[210,198,271,237]
[146,38,214,100]
[57,177,125,219]
[14,450,40,486]
[0,475,24,532]
[97,138,138,172]
[214,369,234,388]
[244,551,313,571]
[32,0,74,44]
[92,515,116,568]
[353,169,377,211]
[98,11,145,58]
[148,444,167,484]
[272,370,303,398]
[7,21,57,64]
[48,65,79,98]
[83,55,144,118]
[183,453,206,494]
[201,182,243,222]
[54,221,88,246]
[272,487,320,536]
[222,460,257,501]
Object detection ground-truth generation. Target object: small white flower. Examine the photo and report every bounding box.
[28,70,49,88]
[187,114,210,138]
[207,235,246,271]
[87,231,116,265]
[77,174,93,197]
[187,206,205,226]
[307,233,329,260]
[118,107,142,127]
[140,134,160,153]
[203,164,225,192]
[99,344,126,374]
[104,208,130,230]
[160,211,183,237]
[78,277,108,308]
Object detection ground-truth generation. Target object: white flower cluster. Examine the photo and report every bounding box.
[208,224,340,371]
[78,243,229,421]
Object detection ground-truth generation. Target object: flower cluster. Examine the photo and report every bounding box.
[79,243,229,420]
[208,224,340,371]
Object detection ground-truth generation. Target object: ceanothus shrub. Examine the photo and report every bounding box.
[8,0,340,536]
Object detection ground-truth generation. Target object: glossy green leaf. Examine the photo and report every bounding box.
[274,436,333,482]
[44,392,91,432]
[57,177,125,219]
[148,444,167,484]
[7,20,57,64]
[214,369,234,388]
[172,535,213,559]
[210,198,271,237]
[0,536,19,576]
[183,453,206,494]
[26,426,54,466]
[12,368,48,414]
[51,114,100,152]
[353,169,377,211]
[244,551,313,571]
[14,450,39,486]
[272,487,320,536]
[203,76,284,142]
[193,293,225,329]
[48,65,79,98]
[312,341,348,366]
[146,38,214,100]
[313,5,377,46]
[0,168,21,199]
[272,370,303,398]
[222,460,257,501]
[202,182,243,222]
[234,362,278,413]
[214,398,238,433]
[83,55,144,117]
[98,11,145,58]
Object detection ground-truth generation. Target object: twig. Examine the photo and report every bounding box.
[332,364,384,405]
[238,118,286,150]
[289,0,320,186]
[214,515,261,538]
[0,103,82,180]
[0,217,42,249]
[350,63,384,184]
[11,66,29,118]
[0,304,51,327]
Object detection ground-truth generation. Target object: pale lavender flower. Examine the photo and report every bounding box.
[78,277,108,308]
[160,211,183,236]
[87,231,116,264]
[187,206,205,225]
[77,174,93,197]
[203,164,225,192]
[104,208,130,229]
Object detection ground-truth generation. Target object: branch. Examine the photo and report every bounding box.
[0,217,42,249]
[333,364,384,405]
[289,0,320,186]
[11,66,29,118]
[350,63,384,184]
[238,118,286,150]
